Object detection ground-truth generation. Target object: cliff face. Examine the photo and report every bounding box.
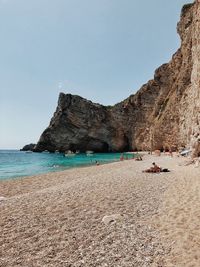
[35,1,200,156]
[34,94,132,152]
[179,0,200,156]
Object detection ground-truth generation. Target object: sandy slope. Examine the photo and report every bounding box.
[152,162,200,266]
[0,155,199,266]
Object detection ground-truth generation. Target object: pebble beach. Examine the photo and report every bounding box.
[0,154,200,266]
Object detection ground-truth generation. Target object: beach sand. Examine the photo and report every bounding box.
[0,154,199,266]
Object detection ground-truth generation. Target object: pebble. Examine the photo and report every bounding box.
[102,214,123,225]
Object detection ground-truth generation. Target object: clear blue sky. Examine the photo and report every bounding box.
[0,0,193,149]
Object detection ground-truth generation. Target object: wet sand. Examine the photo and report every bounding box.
[0,154,199,266]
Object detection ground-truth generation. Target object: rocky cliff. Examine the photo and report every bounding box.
[20,143,36,151]
[35,0,200,156]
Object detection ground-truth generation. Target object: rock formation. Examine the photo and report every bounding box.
[20,143,36,151]
[35,1,200,156]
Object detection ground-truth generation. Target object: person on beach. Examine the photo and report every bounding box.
[143,162,161,173]
[135,156,143,161]
[120,154,124,161]
[143,162,170,173]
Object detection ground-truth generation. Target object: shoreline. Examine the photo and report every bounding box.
[0,151,139,182]
[1,154,200,266]
[0,151,130,182]
[0,157,138,197]
[0,156,122,183]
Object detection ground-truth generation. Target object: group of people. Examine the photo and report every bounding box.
[119,152,170,173]
[120,153,143,161]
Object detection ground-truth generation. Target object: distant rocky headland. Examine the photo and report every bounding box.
[20,143,36,151]
[32,1,200,157]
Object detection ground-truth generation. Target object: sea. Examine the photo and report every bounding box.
[0,150,129,180]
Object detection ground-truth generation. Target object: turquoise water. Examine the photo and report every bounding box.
[0,150,126,180]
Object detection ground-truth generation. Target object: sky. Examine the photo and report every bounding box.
[0,0,193,149]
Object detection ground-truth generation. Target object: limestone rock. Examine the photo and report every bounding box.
[35,1,200,156]
[102,214,123,225]
[0,196,6,202]
[20,144,36,151]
